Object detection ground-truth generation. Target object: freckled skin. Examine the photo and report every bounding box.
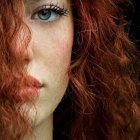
[22,0,73,127]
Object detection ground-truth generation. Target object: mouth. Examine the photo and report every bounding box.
[26,75,44,88]
[18,75,45,98]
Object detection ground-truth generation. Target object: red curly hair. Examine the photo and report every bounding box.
[0,0,139,140]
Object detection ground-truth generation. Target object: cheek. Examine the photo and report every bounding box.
[30,16,74,72]
[44,28,73,70]
[46,34,73,88]
[53,37,73,67]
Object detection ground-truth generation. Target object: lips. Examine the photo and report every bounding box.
[24,75,43,88]
[18,75,44,97]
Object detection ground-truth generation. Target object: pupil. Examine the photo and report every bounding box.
[38,9,51,20]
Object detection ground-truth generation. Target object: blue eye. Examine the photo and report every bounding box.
[33,9,59,22]
[32,4,68,22]
[38,9,52,20]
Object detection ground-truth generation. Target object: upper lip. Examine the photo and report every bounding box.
[24,75,44,88]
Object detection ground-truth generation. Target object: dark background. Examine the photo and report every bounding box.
[128,0,140,82]
[129,0,140,50]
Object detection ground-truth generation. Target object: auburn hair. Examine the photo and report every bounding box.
[0,0,139,140]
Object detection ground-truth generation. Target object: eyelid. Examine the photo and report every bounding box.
[33,4,50,14]
[32,4,68,16]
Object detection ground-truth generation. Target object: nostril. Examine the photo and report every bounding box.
[24,58,30,64]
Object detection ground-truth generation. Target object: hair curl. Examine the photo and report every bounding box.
[0,0,140,140]
[54,0,140,140]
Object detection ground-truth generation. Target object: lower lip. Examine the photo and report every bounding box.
[18,86,41,97]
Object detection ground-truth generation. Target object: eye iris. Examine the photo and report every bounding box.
[38,9,51,20]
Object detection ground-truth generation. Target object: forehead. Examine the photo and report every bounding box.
[24,0,68,3]
[24,0,70,6]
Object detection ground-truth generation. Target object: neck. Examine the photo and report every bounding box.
[24,114,53,140]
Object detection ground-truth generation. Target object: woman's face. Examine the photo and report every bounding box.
[22,0,73,126]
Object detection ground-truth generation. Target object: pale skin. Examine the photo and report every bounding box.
[22,0,73,139]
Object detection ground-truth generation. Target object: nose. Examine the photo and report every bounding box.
[23,18,34,64]
[24,43,33,64]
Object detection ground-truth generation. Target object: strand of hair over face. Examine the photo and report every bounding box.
[0,1,37,140]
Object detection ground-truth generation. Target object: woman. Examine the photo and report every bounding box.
[0,0,139,140]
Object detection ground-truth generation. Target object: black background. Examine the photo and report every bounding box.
[130,0,140,50]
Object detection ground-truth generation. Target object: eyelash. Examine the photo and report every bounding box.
[31,3,68,21]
